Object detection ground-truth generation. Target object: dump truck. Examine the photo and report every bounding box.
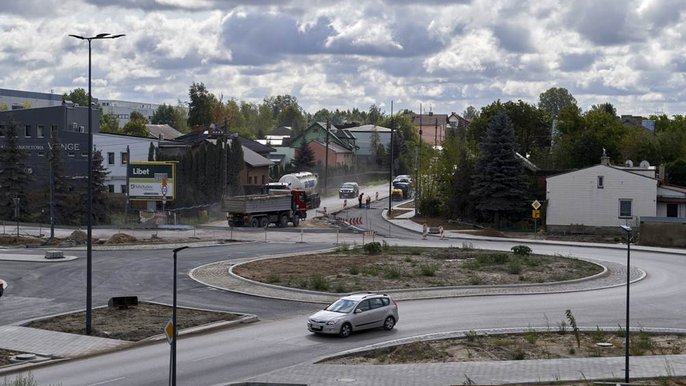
[222,190,308,227]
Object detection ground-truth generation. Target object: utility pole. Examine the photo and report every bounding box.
[324,119,330,195]
[387,101,394,214]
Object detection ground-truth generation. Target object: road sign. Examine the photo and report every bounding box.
[532,200,541,210]
[532,210,541,219]
[165,318,174,344]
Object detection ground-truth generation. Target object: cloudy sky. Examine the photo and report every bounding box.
[1,0,685,117]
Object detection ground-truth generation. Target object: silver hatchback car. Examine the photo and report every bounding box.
[307,293,399,337]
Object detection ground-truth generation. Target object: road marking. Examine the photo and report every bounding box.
[88,377,126,385]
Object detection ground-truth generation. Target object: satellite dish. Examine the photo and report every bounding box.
[640,160,650,168]
[625,160,633,167]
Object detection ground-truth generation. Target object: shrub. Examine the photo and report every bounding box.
[336,242,351,252]
[266,273,281,283]
[468,274,482,285]
[465,330,479,342]
[511,245,532,256]
[507,259,522,275]
[477,253,509,265]
[362,265,380,276]
[511,347,526,360]
[364,242,382,255]
[525,327,538,344]
[419,263,438,276]
[333,283,347,293]
[349,266,360,275]
[309,273,330,291]
[383,265,402,279]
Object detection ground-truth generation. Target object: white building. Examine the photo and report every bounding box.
[94,133,159,193]
[546,162,658,232]
[100,99,160,128]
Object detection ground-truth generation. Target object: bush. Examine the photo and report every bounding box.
[383,265,402,279]
[507,259,522,275]
[364,242,382,255]
[419,263,438,276]
[309,273,330,291]
[349,266,360,275]
[477,253,509,265]
[511,245,532,256]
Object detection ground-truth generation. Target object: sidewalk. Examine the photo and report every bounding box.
[1,205,686,384]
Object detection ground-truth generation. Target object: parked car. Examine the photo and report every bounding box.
[393,174,412,184]
[307,293,399,337]
[393,181,413,199]
[339,182,360,199]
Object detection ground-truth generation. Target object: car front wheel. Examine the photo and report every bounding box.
[383,316,395,331]
[339,323,352,338]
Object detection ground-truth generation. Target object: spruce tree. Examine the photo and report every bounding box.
[226,137,243,196]
[293,140,315,171]
[0,118,30,221]
[91,149,110,225]
[48,128,74,225]
[470,112,528,227]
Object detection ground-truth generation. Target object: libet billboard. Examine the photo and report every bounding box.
[127,161,176,201]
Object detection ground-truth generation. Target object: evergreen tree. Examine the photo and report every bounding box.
[293,140,315,171]
[187,82,214,128]
[148,142,156,161]
[48,128,74,225]
[226,137,244,196]
[0,118,30,221]
[470,112,528,227]
[90,149,110,225]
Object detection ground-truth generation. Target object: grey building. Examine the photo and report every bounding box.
[100,99,160,128]
[0,88,65,110]
[0,104,98,189]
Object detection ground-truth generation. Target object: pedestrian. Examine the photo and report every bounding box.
[422,223,428,239]
[439,225,445,239]
[365,194,371,209]
[375,191,379,201]
[358,193,364,208]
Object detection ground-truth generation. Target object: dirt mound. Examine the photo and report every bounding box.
[0,234,43,246]
[65,230,87,244]
[107,233,138,244]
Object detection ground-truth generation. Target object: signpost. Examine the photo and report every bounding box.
[531,200,542,232]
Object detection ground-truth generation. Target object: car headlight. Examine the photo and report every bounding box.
[326,320,339,325]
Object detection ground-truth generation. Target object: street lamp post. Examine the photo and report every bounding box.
[620,224,632,384]
[69,33,125,335]
[387,101,394,215]
[12,197,20,237]
[171,246,189,386]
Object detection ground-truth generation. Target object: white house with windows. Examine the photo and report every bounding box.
[94,133,159,194]
[546,162,658,233]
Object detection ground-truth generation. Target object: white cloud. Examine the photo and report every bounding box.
[0,0,686,116]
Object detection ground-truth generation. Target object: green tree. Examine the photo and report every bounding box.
[90,149,110,225]
[278,104,306,135]
[367,104,383,125]
[48,128,75,225]
[293,140,316,171]
[666,158,686,186]
[255,103,275,136]
[100,113,119,133]
[538,87,577,119]
[227,137,244,196]
[151,104,177,126]
[122,118,150,137]
[462,106,479,121]
[173,102,190,133]
[471,112,528,227]
[187,82,214,128]
[0,118,30,220]
[63,88,89,106]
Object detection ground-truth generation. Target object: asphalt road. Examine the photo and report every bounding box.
[6,233,686,385]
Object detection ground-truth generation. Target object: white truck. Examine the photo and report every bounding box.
[266,172,321,209]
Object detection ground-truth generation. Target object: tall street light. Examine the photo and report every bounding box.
[620,224,632,384]
[171,246,189,386]
[69,32,125,335]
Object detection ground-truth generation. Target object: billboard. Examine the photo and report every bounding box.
[127,161,176,201]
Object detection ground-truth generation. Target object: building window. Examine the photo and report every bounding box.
[38,151,45,157]
[25,125,31,137]
[108,185,115,193]
[121,185,127,193]
[37,125,45,138]
[121,152,128,165]
[81,152,88,158]
[68,151,75,157]
[667,203,678,218]
[597,176,604,189]
[619,199,632,218]
[108,152,115,165]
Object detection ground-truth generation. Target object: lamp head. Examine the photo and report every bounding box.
[620,224,632,233]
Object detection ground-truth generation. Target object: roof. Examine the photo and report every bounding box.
[238,136,275,155]
[271,126,292,136]
[241,145,272,167]
[344,124,392,133]
[146,124,183,140]
[546,163,658,182]
[412,113,449,125]
[311,140,353,154]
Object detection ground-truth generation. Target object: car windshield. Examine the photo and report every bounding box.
[325,298,357,313]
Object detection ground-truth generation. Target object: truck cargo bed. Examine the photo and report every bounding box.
[222,193,292,214]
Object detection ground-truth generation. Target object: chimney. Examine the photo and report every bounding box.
[600,148,609,166]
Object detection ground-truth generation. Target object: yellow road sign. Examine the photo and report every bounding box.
[165,319,175,344]
[532,210,541,219]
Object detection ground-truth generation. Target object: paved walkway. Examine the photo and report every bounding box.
[1,206,686,385]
